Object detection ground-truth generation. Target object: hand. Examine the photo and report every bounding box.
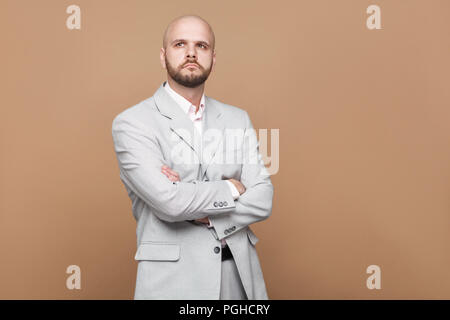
[161,165,180,182]
[196,217,210,225]
[161,165,209,225]
[228,178,246,195]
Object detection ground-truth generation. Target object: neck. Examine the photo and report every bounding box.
[167,78,204,109]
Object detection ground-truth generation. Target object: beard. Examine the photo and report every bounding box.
[165,57,213,88]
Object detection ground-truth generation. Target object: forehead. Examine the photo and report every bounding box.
[167,19,212,44]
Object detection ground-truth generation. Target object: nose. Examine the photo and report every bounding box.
[186,43,197,59]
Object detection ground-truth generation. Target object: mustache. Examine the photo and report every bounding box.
[182,61,201,68]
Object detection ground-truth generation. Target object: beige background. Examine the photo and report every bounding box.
[1,0,449,299]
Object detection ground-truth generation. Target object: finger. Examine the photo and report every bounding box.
[161,170,170,177]
[167,171,180,181]
[164,172,176,180]
[161,167,180,181]
[168,172,180,182]
[162,166,175,175]
[162,171,178,182]
[166,167,179,178]
[195,217,209,224]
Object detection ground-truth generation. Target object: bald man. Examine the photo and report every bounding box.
[112,15,273,300]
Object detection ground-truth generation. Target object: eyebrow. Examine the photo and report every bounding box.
[171,39,210,47]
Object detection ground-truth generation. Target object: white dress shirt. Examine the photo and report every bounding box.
[164,81,239,247]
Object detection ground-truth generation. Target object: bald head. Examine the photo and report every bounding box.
[162,15,215,51]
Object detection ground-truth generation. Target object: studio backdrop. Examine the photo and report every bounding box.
[1,0,449,299]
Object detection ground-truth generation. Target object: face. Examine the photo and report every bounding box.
[160,18,216,88]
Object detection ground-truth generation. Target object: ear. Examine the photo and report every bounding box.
[211,49,216,71]
[159,47,167,69]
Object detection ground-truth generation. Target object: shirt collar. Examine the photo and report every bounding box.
[164,81,205,115]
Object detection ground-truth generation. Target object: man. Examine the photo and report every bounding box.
[111,15,273,300]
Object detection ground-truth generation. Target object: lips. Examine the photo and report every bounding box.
[184,63,199,68]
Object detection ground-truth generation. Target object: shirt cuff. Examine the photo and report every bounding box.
[225,180,240,200]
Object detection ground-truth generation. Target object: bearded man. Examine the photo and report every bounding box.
[112,15,273,300]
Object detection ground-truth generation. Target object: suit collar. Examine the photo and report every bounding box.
[154,81,221,120]
[164,81,206,116]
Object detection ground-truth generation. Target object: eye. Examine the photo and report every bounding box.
[198,44,206,49]
[175,42,184,47]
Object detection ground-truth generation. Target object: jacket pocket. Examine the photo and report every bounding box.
[247,228,259,246]
[134,242,180,261]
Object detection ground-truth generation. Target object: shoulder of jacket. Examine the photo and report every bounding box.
[112,96,159,128]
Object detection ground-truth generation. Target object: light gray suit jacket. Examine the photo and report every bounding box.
[111,81,274,299]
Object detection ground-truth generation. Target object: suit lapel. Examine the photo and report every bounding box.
[153,82,200,162]
[200,96,225,179]
[153,82,225,179]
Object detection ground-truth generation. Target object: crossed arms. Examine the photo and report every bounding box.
[161,165,246,225]
[112,110,273,240]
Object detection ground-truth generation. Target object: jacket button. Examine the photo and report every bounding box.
[214,246,220,254]
[224,230,229,235]
[213,202,218,207]
[223,201,228,206]
[219,202,223,207]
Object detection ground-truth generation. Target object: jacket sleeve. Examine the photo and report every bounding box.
[112,115,236,223]
[208,111,274,240]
